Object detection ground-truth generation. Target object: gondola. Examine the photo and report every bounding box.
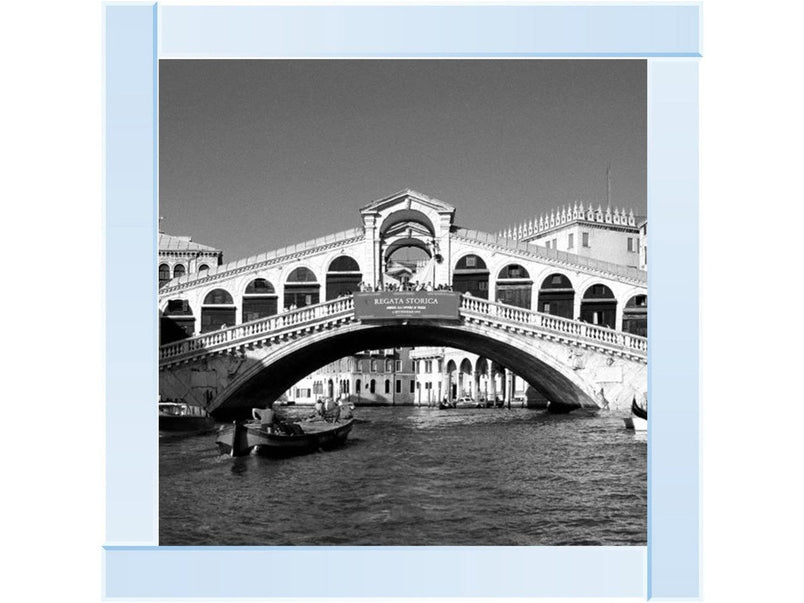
[624,397,648,431]
[216,416,354,457]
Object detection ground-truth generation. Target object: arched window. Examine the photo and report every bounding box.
[285,267,319,309]
[580,284,617,329]
[160,299,194,344]
[623,294,647,337]
[453,254,489,299]
[198,264,209,273]
[370,379,376,394]
[326,255,362,300]
[386,359,394,372]
[173,264,186,279]
[201,288,235,333]
[243,278,277,323]
[158,264,170,288]
[385,379,390,394]
[355,379,361,393]
[496,264,532,309]
[538,273,575,318]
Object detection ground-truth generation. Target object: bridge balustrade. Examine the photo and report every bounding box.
[458,295,646,355]
[159,293,646,365]
[159,296,355,362]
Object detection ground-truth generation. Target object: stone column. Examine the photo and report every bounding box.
[505,369,514,408]
[573,295,582,322]
[473,369,481,404]
[488,360,497,403]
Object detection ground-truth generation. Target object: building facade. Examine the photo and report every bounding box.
[498,203,645,268]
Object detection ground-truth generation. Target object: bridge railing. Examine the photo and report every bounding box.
[459,295,648,355]
[159,297,355,362]
[160,293,646,364]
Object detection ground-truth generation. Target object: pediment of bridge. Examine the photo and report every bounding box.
[360,189,456,237]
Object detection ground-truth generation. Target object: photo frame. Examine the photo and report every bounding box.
[104,2,700,598]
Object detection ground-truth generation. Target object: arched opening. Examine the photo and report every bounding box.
[538,273,575,319]
[446,359,458,400]
[623,294,647,337]
[384,379,390,394]
[326,256,362,300]
[242,278,278,323]
[355,379,361,394]
[453,254,489,299]
[201,288,235,333]
[459,358,473,397]
[385,244,432,287]
[159,264,170,288]
[207,323,606,420]
[581,284,617,329]
[370,379,376,394]
[173,264,186,279]
[495,264,533,309]
[284,267,319,309]
[160,299,194,344]
[327,379,334,398]
[198,264,210,273]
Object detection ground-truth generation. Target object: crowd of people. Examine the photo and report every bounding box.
[357,281,454,293]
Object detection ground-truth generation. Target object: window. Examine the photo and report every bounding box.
[627,237,635,252]
[568,234,574,249]
[198,264,209,272]
[543,303,551,313]
[582,233,590,247]
[159,264,170,286]
[478,281,487,291]
[466,256,477,267]
[396,380,401,393]
[425,360,433,373]
[437,360,443,373]
[173,264,186,278]
[545,240,550,250]
[385,380,390,394]
[371,360,379,372]
[409,380,415,393]
[395,360,401,371]
[370,379,376,393]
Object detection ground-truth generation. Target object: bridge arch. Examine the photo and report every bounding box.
[537,272,576,319]
[622,293,648,337]
[242,278,278,323]
[453,253,490,299]
[378,208,437,237]
[494,263,533,309]
[325,254,362,300]
[200,287,235,333]
[580,283,617,329]
[283,265,320,310]
[208,320,609,419]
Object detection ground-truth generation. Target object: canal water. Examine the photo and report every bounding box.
[160,406,646,546]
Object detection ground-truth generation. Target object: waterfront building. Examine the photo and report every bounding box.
[158,232,223,288]
[409,347,547,407]
[498,202,645,268]
[285,348,416,406]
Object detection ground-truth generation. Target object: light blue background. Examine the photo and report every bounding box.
[104,2,700,598]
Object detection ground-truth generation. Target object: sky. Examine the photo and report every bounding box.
[159,60,646,263]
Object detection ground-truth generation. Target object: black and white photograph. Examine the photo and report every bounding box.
[157,59,648,546]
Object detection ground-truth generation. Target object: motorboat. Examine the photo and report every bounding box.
[158,401,216,436]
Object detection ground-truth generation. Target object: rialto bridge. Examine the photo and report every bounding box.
[159,190,647,419]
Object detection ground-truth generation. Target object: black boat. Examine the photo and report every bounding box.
[631,397,648,420]
[217,417,354,457]
[159,401,216,436]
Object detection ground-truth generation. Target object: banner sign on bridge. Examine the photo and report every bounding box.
[354,292,461,321]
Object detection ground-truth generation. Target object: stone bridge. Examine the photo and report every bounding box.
[158,189,647,419]
[160,294,646,420]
